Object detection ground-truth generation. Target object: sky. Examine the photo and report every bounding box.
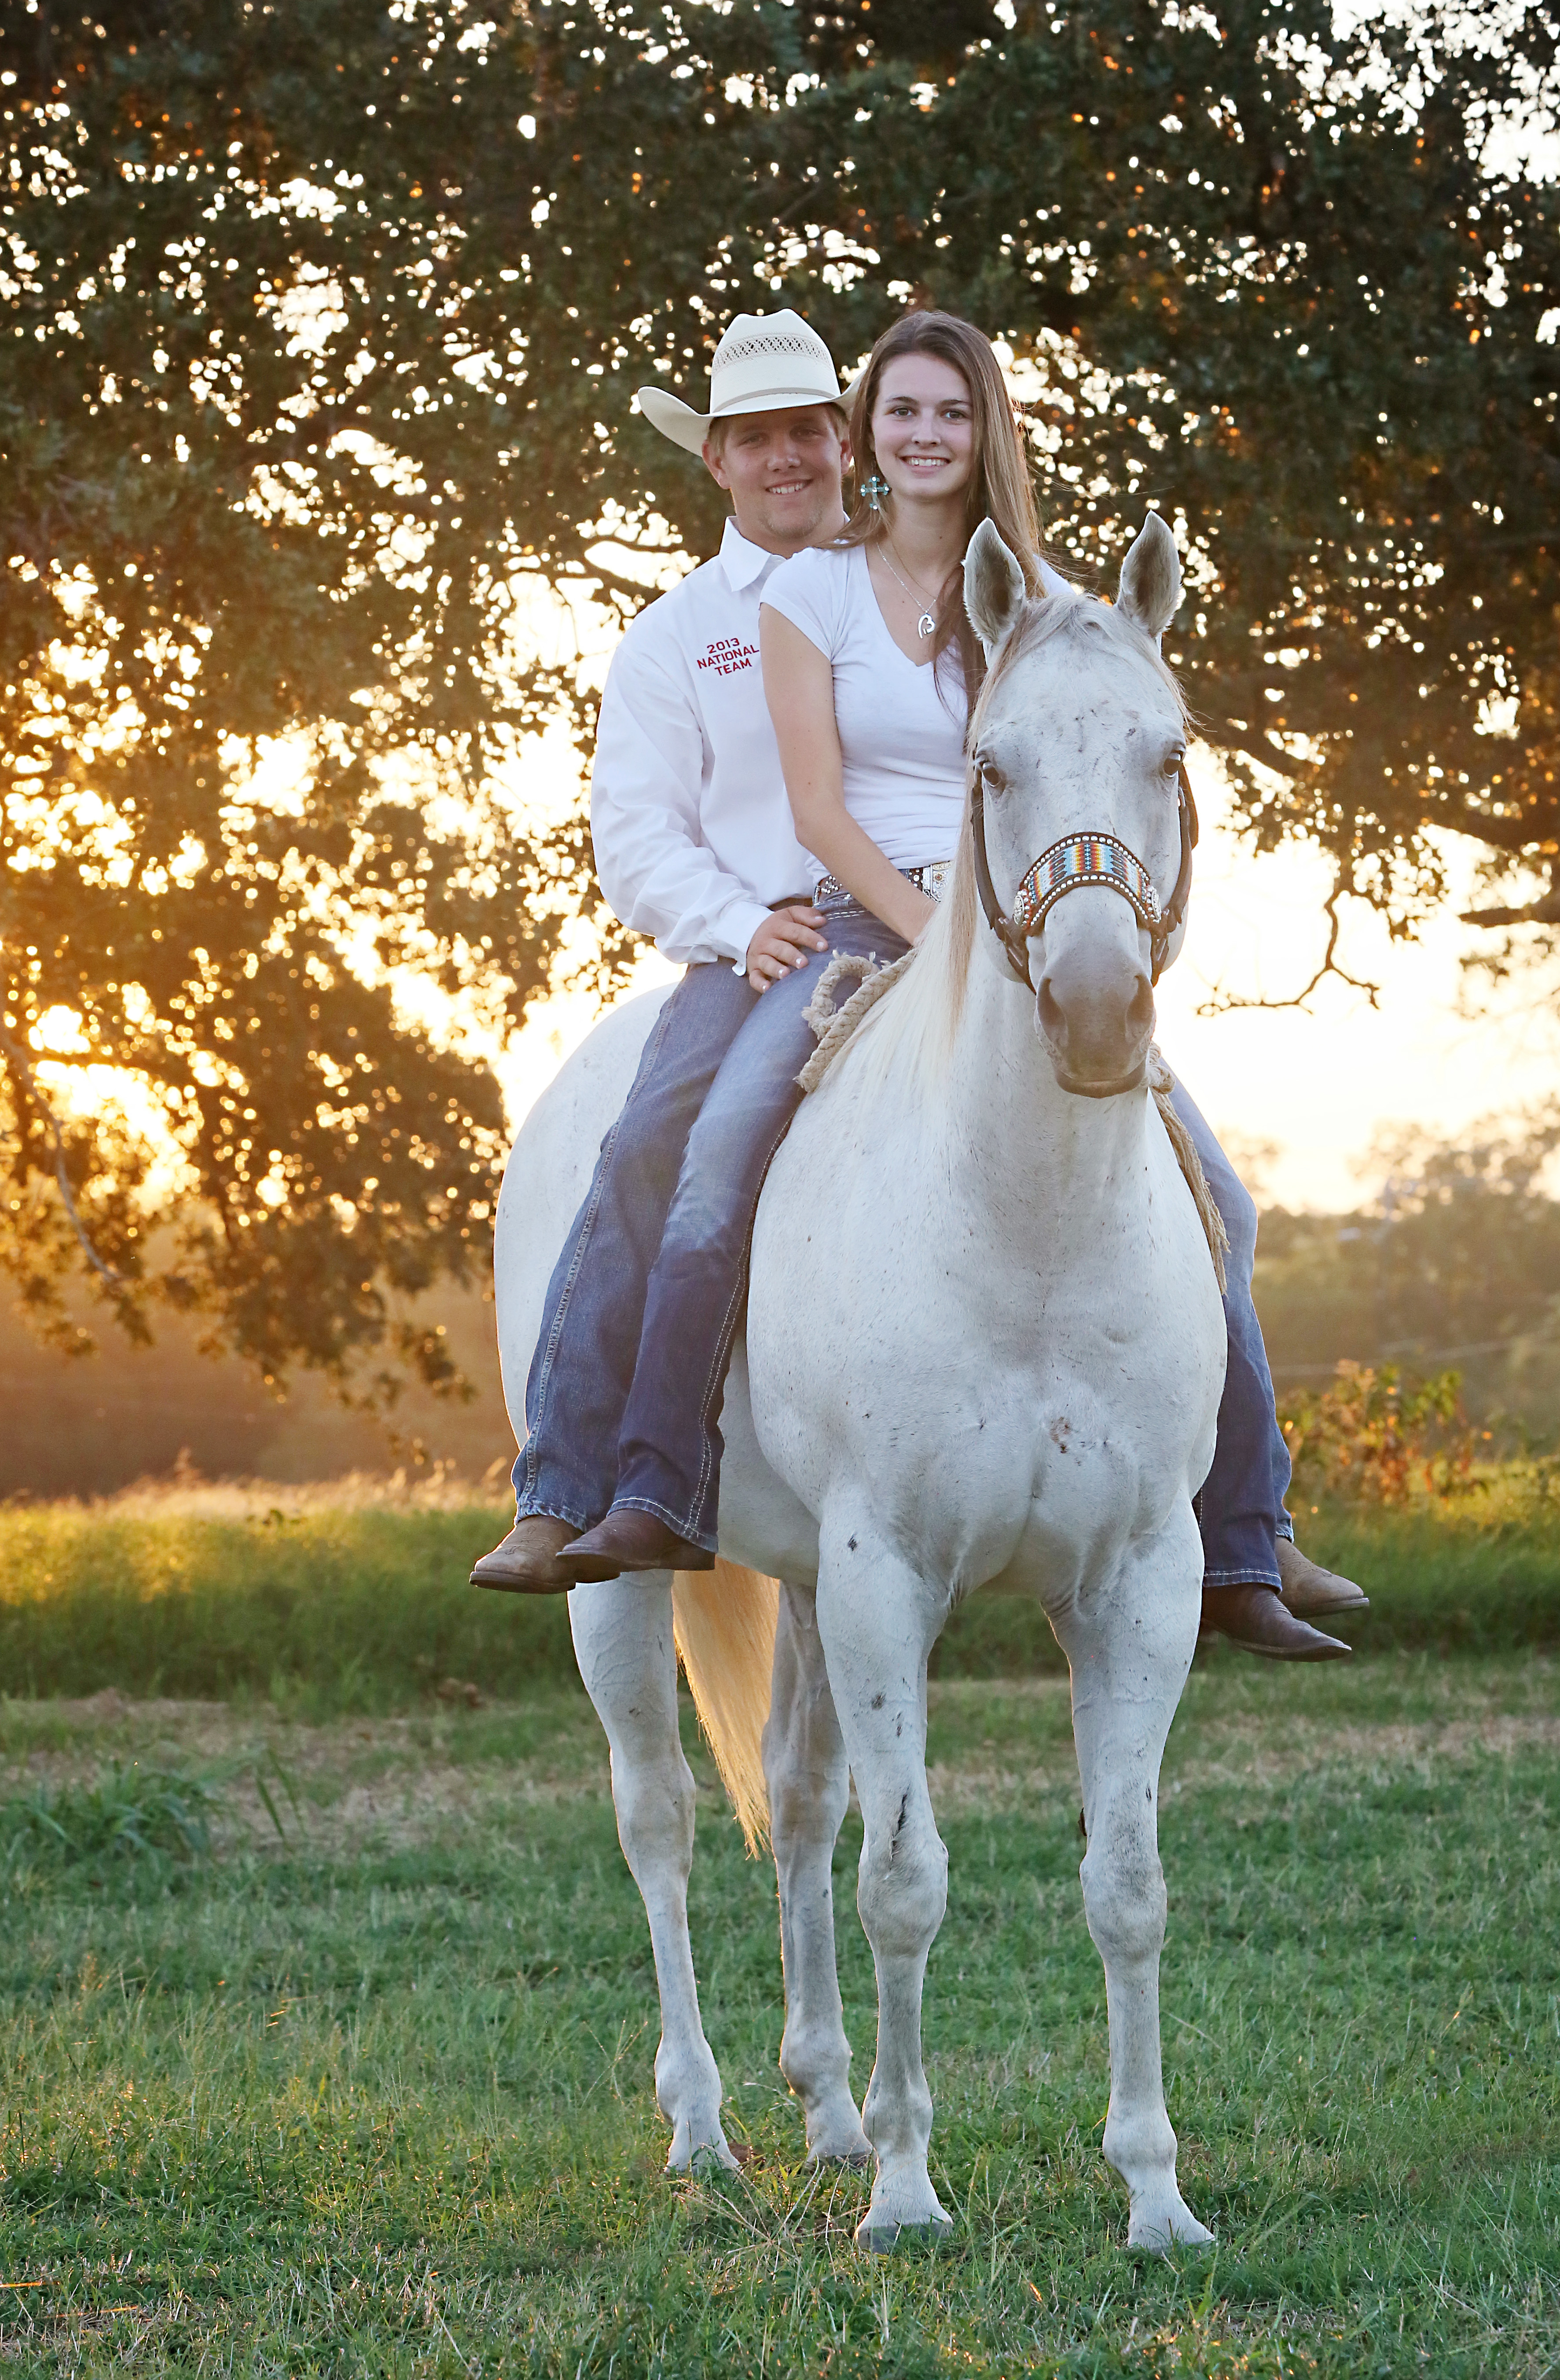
[497,737,1559,1218]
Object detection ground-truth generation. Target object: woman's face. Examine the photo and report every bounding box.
[870,353,975,511]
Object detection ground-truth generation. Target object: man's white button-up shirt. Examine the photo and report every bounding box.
[590,519,816,970]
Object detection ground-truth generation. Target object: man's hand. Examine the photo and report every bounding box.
[745,902,828,993]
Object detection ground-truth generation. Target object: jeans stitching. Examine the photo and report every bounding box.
[610,1493,710,1542]
[513,1499,592,1530]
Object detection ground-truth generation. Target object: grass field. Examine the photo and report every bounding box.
[0,1480,1555,2370]
[0,1466,1558,1710]
[0,1629,1556,2373]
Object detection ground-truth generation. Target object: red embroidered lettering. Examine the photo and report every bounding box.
[697,638,757,675]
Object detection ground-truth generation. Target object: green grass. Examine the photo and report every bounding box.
[0,1496,576,1710]
[2,1475,1559,1715]
[0,1653,1554,2374]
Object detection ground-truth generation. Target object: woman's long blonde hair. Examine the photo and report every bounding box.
[841,310,1046,699]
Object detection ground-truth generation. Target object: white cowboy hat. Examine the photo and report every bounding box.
[635,310,849,454]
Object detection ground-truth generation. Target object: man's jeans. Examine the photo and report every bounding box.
[515,902,910,1544]
[516,911,1290,1584]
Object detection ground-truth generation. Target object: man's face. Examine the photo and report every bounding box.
[702,407,849,554]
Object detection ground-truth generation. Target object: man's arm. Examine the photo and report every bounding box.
[590,635,775,968]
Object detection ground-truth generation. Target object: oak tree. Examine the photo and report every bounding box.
[2,0,1553,1388]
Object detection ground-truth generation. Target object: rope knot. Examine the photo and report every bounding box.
[796,950,916,1094]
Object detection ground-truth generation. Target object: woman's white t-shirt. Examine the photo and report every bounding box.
[761,542,967,882]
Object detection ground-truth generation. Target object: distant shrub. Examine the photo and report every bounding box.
[1279,1361,1482,1505]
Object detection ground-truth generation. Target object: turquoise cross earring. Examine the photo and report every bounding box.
[861,472,889,511]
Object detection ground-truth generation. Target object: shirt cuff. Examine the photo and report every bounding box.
[716,898,773,974]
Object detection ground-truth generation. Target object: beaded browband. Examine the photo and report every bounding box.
[1010,834,1163,941]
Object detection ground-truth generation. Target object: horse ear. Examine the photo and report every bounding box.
[1116,513,1183,641]
[963,520,1027,660]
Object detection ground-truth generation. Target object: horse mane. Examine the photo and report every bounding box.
[826,587,1189,1108]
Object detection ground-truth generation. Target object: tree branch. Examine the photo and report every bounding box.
[0,1024,127,1288]
[1460,892,1560,929]
[1197,881,1381,1016]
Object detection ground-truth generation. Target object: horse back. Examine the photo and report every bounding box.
[492,985,672,1432]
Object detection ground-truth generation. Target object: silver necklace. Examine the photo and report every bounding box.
[877,538,943,639]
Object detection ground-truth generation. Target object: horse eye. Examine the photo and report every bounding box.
[978,756,1007,795]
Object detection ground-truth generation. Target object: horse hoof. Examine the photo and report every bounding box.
[672,2138,741,2178]
[805,2120,873,2170]
[1128,2200,1215,2254]
[855,2210,954,2254]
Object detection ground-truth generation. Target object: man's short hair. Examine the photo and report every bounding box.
[705,402,849,459]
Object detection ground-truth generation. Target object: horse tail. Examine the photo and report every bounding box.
[672,1560,779,1856]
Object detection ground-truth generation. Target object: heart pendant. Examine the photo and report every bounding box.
[917,611,936,638]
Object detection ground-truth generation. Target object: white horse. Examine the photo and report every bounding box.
[494,515,1225,2251]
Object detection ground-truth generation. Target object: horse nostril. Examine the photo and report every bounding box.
[1036,978,1066,1050]
[1127,972,1155,1041]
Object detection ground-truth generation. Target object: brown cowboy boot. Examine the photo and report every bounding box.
[556,1507,715,1582]
[1276,1538,1369,1618]
[1200,1582,1351,1661]
[469,1516,580,1595]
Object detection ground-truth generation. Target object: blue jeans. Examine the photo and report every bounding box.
[1169,1080,1293,1588]
[514,952,760,1534]
[516,906,1291,1581]
[516,902,909,1541]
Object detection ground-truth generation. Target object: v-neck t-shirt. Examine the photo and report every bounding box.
[762,542,968,882]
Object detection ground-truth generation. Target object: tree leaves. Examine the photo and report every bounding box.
[0,0,1554,1385]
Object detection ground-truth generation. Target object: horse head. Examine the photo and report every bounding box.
[962,516,1189,1098]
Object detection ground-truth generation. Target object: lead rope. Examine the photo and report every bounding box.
[1147,1047,1229,1291]
[796,950,914,1094]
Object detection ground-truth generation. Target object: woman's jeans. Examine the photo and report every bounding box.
[514,907,1291,1583]
[1171,1078,1294,1584]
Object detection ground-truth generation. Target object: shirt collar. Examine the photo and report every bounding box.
[718,518,783,592]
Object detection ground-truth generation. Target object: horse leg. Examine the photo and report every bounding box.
[568,1574,738,2173]
[1051,1529,1214,2251]
[763,1582,871,2165]
[813,1527,951,2248]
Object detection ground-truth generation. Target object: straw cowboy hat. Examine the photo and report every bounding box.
[635,310,850,454]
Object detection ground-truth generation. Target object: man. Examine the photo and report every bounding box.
[471,309,1365,1656]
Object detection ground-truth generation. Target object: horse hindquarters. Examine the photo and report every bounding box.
[1049,1514,1215,2250]
[567,1576,739,2172]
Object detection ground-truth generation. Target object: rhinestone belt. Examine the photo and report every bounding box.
[813,859,951,908]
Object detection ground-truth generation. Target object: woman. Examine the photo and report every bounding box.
[760,311,1054,946]
[558,310,1322,1654]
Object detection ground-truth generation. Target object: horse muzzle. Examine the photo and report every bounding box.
[1033,901,1156,1098]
